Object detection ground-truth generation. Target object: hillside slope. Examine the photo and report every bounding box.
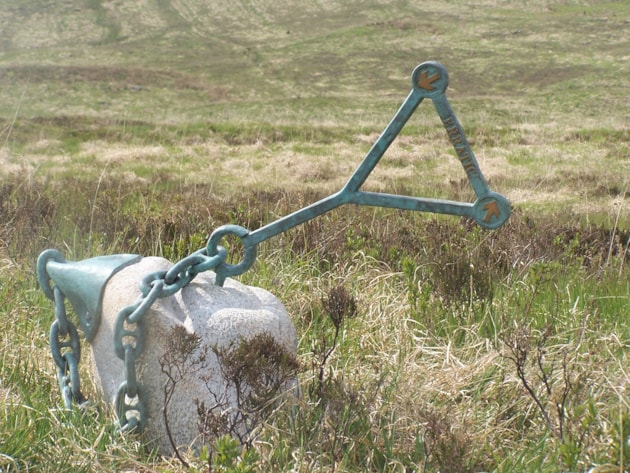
[1,0,628,125]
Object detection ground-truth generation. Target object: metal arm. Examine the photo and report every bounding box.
[210,61,510,284]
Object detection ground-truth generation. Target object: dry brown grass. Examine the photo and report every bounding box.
[11,124,629,225]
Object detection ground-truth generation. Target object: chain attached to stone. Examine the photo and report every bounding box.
[37,235,235,430]
[110,235,245,431]
[37,61,511,433]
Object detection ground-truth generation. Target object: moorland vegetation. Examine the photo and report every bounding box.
[1,1,628,472]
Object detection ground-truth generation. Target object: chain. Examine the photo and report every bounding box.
[38,61,512,436]
[111,243,231,432]
[37,250,86,409]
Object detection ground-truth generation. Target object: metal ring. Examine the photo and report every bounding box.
[36,249,66,301]
[206,225,258,286]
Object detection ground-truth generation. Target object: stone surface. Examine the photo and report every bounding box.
[91,256,298,454]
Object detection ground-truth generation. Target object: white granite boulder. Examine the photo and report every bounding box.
[90,256,298,454]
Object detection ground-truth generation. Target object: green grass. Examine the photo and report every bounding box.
[1,0,630,472]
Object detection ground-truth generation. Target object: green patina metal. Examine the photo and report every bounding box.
[37,249,141,411]
[208,61,510,282]
[37,250,141,341]
[37,61,511,430]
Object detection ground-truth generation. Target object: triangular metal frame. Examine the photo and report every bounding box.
[202,62,512,283]
[244,61,510,249]
[38,62,512,291]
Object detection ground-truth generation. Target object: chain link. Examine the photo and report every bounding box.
[53,286,70,335]
[206,225,257,286]
[114,381,146,433]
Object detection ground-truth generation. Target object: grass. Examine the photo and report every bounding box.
[1,0,630,472]
[1,176,628,472]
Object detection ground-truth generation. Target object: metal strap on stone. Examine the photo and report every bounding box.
[37,61,511,433]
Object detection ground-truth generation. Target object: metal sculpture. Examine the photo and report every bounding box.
[37,61,510,434]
